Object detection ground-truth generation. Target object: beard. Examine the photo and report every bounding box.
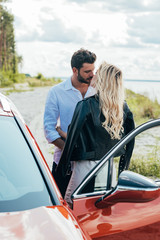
[77,71,92,85]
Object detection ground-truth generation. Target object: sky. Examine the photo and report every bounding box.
[4,0,160,80]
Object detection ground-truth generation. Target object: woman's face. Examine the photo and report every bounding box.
[90,73,97,88]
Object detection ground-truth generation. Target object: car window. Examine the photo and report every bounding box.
[79,160,110,194]
[94,160,109,191]
[76,157,118,196]
[0,116,52,212]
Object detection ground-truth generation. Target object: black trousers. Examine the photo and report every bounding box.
[52,162,71,198]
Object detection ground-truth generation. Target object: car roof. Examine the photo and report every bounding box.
[0,93,24,121]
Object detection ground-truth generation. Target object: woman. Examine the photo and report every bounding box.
[57,61,135,205]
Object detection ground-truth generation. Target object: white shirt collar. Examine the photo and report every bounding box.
[64,78,74,90]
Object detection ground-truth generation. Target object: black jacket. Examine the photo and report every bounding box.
[57,95,135,177]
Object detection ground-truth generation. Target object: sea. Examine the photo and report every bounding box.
[60,77,160,104]
[124,80,160,104]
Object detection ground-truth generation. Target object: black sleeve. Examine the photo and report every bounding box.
[124,110,135,166]
[119,104,135,175]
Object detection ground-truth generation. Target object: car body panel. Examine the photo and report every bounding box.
[0,206,88,240]
[73,194,160,239]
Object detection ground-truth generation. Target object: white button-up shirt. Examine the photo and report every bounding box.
[44,78,95,164]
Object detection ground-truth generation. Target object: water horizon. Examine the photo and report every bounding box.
[57,77,160,104]
[125,79,160,82]
[124,80,160,103]
[58,76,160,83]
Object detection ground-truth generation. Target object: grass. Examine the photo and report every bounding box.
[129,144,160,178]
[0,74,63,95]
[113,142,160,179]
[4,88,34,95]
[27,77,61,87]
[124,89,160,178]
[125,89,160,126]
[27,73,62,87]
[0,71,62,88]
[0,71,26,87]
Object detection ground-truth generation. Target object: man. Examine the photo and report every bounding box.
[44,48,96,196]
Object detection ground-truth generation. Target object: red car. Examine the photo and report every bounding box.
[0,92,160,240]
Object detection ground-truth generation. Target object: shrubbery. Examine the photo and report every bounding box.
[129,144,160,178]
[0,71,62,88]
[0,71,26,87]
[125,89,160,125]
[27,74,62,87]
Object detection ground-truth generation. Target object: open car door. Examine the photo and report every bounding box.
[71,119,160,240]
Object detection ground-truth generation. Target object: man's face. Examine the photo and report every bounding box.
[77,63,95,85]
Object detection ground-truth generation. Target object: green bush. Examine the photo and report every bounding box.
[35,73,45,80]
[0,71,26,87]
[129,144,160,178]
[27,75,62,87]
[126,89,160,125]
[14,73,26,83]
[0,71,13,87]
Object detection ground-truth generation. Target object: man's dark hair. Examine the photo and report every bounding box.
[71,48,96,70]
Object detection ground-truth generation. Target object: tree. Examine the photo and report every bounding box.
[0,1,22,75]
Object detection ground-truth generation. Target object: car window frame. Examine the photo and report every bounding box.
[14,115,61,206]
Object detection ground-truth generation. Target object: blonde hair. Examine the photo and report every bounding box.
[95,61,125,139]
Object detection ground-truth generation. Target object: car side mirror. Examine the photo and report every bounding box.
[95,170,160,209]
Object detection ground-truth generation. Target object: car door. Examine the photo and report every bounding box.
[72,119,160,240]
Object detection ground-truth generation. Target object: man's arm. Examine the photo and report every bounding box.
[44,89,62,147]
[52,138,65,150]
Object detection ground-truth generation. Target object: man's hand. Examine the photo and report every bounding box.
[52,138,65,150]
[56,126,67,139]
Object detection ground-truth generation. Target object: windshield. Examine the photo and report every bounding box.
[0,116,52,212]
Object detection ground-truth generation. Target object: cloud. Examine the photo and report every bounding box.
[13,2,88,43]
[15,15,86,43]
[5,0,160,79]
[67,0,160,13]
[128,13,160,45]
[111,12,160,48]
[14,16,40,42]
[39,18,86,43]
[13,0,160,47]
[104,0,160,13]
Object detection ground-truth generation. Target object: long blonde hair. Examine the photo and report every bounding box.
[95,61,125,139]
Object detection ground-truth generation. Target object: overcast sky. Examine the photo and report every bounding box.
[4,0,160,80]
